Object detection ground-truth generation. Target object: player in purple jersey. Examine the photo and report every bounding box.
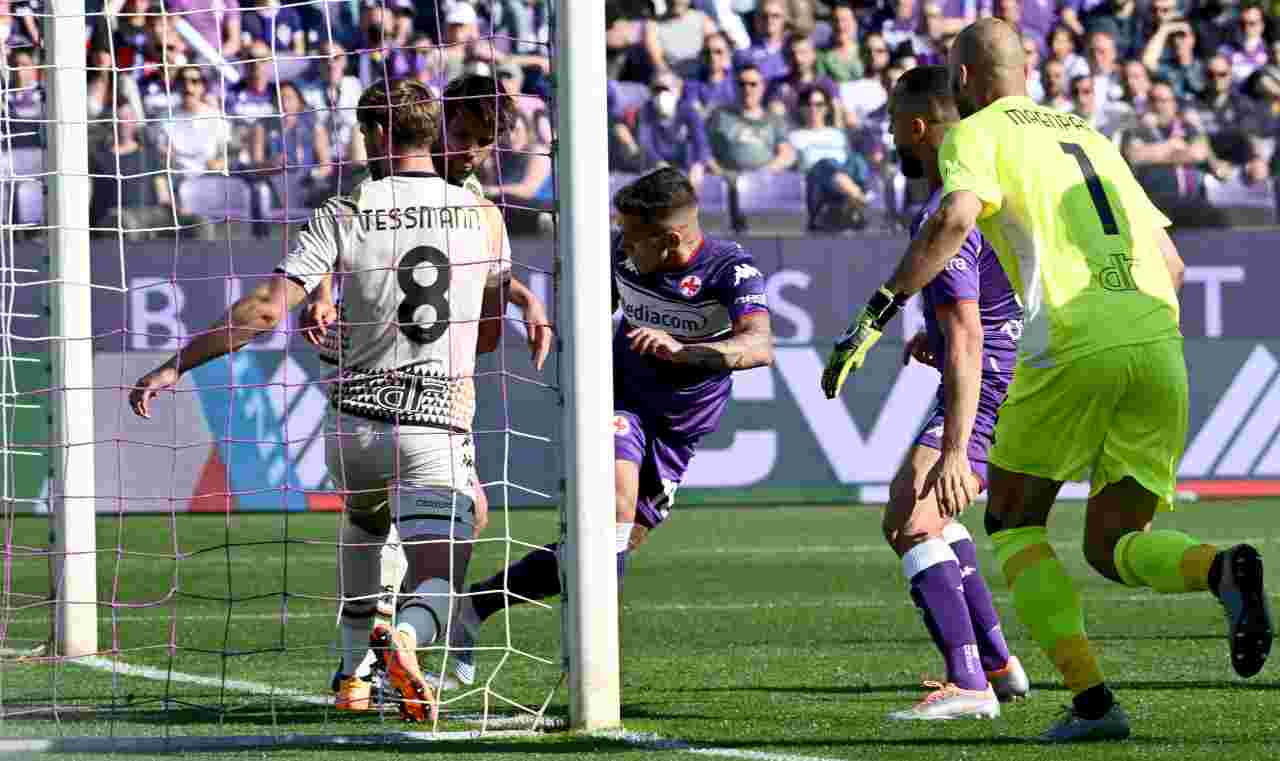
[880,65,1030,720]
[442,167,775,686]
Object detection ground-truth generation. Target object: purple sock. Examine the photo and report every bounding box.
[471,542,562,622]
[905,539,986,691]
[946,527,1011,673]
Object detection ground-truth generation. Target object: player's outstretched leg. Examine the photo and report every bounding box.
[455,455,649,682]
[1087,477,1273,679]
[986,466,1129,743]
[942,521,1028,701]
[882,447,1000,720]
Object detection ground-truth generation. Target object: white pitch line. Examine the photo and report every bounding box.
[77,655,331,706]
[603,729,848,761]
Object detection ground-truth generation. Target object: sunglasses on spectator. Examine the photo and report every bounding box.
[708,46,729,56]
[807,98,828,107]
[738,78,763,87]
[1073,85,1093,95]
[869,46,889,54]
[1210,69,1231,78]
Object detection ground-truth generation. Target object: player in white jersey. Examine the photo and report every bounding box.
[129,78,512,723]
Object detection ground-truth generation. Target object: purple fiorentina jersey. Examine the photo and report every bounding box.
[912,188,1022,475]
[612,235,769,439]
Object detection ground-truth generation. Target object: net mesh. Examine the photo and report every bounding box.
[0,0,567,745]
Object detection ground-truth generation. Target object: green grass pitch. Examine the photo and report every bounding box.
[1,499,1278,760]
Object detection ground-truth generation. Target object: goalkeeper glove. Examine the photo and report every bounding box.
[821,286,908,399]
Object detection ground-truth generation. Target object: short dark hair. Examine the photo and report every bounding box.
[891,64,959,120]
[614,167,698,222]
[442,73,518,138]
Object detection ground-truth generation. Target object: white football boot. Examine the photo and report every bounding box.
[887,681,1001,720]
[987,655,1031,702]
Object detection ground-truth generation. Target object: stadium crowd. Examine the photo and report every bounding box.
[5,0,1279,235]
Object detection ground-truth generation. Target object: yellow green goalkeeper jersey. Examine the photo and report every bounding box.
[939,95,1181,368]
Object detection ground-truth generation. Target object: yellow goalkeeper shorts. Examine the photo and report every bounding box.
[989,339,1188,509]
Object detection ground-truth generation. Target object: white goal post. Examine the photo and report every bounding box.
[554,0,622,732]
[46,0,98,659]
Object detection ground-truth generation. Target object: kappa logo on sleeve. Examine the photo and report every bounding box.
[733,264,763,286]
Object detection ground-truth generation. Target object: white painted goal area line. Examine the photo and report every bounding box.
[47,657,851,761]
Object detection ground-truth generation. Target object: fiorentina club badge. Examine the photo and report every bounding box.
[612,415,630,436]
[678,275,702,298]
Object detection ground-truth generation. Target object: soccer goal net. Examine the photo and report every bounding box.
[0,0,617,750]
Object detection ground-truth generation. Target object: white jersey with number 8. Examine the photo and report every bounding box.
[278,172,511,433]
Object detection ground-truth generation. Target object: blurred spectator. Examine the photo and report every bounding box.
[684,30,739,116]
[872,0,926,53]
[1047,22,1090,81]
[1083,0,1144,59]
[635,72,710,186]
[90,102,211,240]
[734,0,790,80]
[913,2,950,65]
[6,47,43,149]
[489,0,553,81]
[303,42,363,168]
[165,0,242,61]
[1070,72,1132,135]
[646,0,719,77]
[1086,28,1126,105]
[226,40,278,121]
[788,84,850,171]
[153,65,231,177]
[1121,58,1152,114]
[1015,0,1059,49]
[995,0,1045,56]
[1196,54,1266,167]
[6,0,41,47]
[806,150,871,232]
[1122,79,1209,203]
[706,62,795,229]
[1149,20,1207,99]
[1221,4,1269,84]
[608,79,646,171]
[1246,39,1280,105]
[252,80,331,207]
[817,1,864,82]
[357,3,415,82]
[1041,58,1073,108]
[767,35,840,120]
[700,0,752,49]
[606,4,651,81]
[239,0,305,55]
[1024,32,1045,101]
[111,0,151,70]
[839,33,893,125]
[497,61,553,145]
[484,111,554,218]
[136,16,192,116]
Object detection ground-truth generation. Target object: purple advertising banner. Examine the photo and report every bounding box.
[4,229,1278,512]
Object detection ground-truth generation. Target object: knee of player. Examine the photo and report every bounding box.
[614,490,638,522]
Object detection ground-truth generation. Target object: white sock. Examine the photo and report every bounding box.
[339,618,372,677]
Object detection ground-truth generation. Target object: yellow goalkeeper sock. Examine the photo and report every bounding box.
[1113,530,1217,593]
[993,526,1104,693]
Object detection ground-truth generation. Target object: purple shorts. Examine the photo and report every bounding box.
[613,410,699,530]
[913,383,1005,489]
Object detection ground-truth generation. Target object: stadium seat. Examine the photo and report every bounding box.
[699,174,728,214]
[2,147,43,178]
[611,81,650,113]
[178,175,254,221]
[736,170,805,214]
[15,180,42,224]
[270,56,314,82]
[263,172,318,223]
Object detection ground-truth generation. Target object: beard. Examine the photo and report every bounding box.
[898,145,927,179]
[955,91,979,118]
[369,157,389,181]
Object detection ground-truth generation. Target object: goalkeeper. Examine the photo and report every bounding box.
[879,65,1029,721]
[823,19,1271,742]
